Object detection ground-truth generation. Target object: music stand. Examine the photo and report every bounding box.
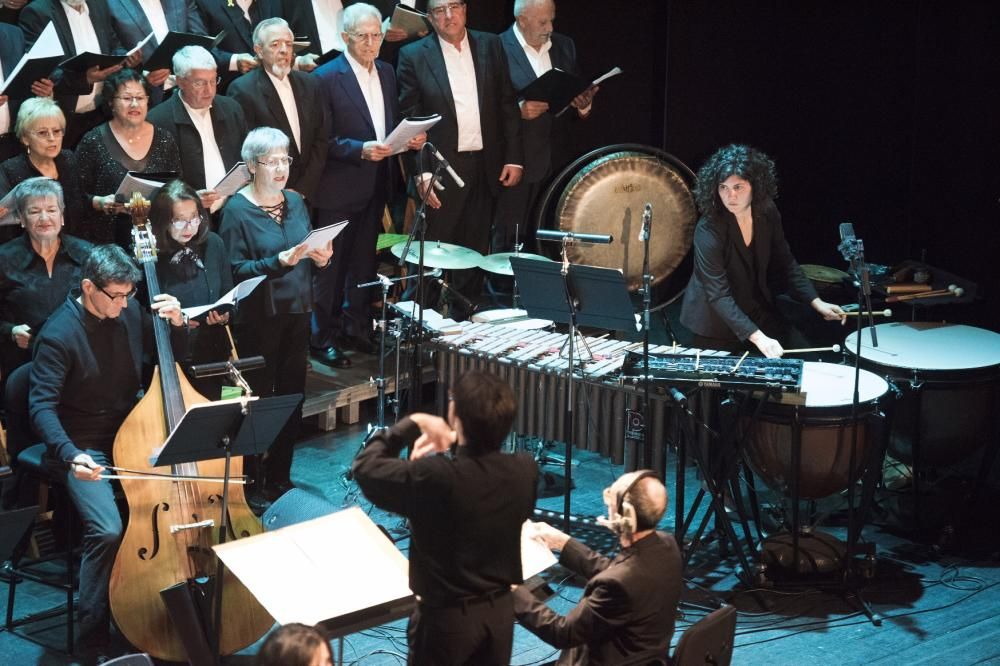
[152,393,302,665]
[511,258,635,528]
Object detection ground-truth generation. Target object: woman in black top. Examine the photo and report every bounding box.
[75,69,182,247]
[0,177,93,381]
[148,180,233,399]
[0,97,86,242]
[219,127,333,500]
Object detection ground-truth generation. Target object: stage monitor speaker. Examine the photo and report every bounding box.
[262,488,338,532]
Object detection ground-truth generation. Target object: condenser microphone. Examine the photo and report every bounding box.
[425,142,465,188]
[639,203,651,241]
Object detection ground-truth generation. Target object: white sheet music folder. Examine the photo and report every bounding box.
[213,507,414,629]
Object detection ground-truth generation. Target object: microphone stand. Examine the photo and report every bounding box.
[400,145,447,412]
[639,210,654,469]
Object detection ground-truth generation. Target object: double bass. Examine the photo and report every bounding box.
[108,197,273,661]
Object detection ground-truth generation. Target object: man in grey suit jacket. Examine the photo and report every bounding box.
[107,0,208,104]
[514,471,682,665]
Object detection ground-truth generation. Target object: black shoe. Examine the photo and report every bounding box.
[338,334,377,355]
[310,345,351,368]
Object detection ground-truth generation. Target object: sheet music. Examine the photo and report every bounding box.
[301,220,349,251]
[384,115,441,155]
[211,161,250,196]
[115,173,167,198]
[181,275,265,320]
[0,22,63,93]
[521,521,558,579]
[592,66,623,86]
[126,31,156,58]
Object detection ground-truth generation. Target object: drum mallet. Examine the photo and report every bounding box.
[843,309,892,317]
[886,284,964,303]
[783,344,842,354]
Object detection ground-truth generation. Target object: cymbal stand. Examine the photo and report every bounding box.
[399,146,447,412]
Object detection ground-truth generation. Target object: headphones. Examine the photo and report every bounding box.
[596,470,658,538]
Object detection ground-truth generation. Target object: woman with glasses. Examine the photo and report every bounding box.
[147,179,233,399]
[75,68,182,247]
[0,177,93,382]
[219,127,333,509]
[0,98,86,243]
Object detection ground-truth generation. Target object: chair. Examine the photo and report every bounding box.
[672,605,737,666]
[3,362,78,655]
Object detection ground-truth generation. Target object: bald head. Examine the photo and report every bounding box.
[628,476,668,532]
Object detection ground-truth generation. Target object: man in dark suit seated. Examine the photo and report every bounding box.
[193,0,280,89]
[20,0,143,148]
[309,3,426,367]
[495,0,598,251]
[227,17,326,203]
[107,0,209,105]
[514,471,683,666]
[0,21,55,161]
[146,45,247,212]
[396,0,523,313]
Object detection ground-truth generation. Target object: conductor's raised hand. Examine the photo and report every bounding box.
[408,413,456,460]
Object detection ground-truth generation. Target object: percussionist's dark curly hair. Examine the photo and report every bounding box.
[693,144,778,219]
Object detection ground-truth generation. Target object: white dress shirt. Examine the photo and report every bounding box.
[264,70,302,151]
[137,0,169,44]
[61,0,103,113]
[512,23,552,78]
[179,95,227,208]
[344,51,387,142]
[438,32,482,153]
[311,0,346,53]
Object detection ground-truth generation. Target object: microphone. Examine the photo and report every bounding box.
[639,203,651,242]
[837,221,858,261]
[536,229,614,244]
[189,355,266,379]
[436,276,476,313]
[426,142,465,188]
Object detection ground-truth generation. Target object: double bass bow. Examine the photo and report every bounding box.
[108,194,272,662]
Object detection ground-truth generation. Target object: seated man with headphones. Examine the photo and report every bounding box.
[513,471,683,665]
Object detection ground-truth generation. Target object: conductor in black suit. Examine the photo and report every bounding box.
[514,471,683,665]
[147,45,247,210]
[227,17,327,202]
[495,0,598,251]
[396,0,523,308]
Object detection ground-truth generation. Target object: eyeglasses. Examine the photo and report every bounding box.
[429,1,465,17]
[185,76,221,90]
[256,156,293,168]
[171,217,202,229]
[98,285,137,302]
[115,95,149,106]
[30,128,65,139]
[349,31,384,43]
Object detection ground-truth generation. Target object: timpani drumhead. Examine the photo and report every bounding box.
[844,322,1000,373]
[555,149,696,292]
[776,362,889,407]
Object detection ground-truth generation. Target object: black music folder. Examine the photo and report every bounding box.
[315,48,342,67]
[0,55,61,98]
[519,66,622,116]
[58,51,126,73]
[389,5,432,39]
[143,30,227,71]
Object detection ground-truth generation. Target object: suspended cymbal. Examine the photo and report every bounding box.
[801,264,850,284]
[478,252,554,276]
[390,240,484,270]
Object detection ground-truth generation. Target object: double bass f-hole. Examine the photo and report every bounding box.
[137,501,170,561]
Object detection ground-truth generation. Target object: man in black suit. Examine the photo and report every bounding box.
[193,0,280,89]
[514,471,683,665]
[495,0,597,251]
[353,370,538,665]
[0,0,31,25]
[396,0,523,309]
[20,0,142,147]
[227,17,326,202]
[107,0,208,105]
[147,45,246,207]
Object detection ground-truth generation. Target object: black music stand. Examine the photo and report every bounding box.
[152,393,302,666]
[511,258,635,528]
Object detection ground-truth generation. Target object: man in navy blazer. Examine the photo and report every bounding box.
[310,3,426,366]
[107,0,208,104]
[495,0,597,251]
[396,0,523,309]
[227,17,327,201]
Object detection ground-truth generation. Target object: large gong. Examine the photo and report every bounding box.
[550,145,697,292]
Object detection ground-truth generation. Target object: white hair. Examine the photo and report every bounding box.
[342,3,383,34]
[253,17,293,47]
[241,127,290,164]
[514,0,553,18]
[173,45,217,78]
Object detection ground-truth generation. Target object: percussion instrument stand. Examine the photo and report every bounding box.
[399,148,447,413]
[638,204,654,469]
